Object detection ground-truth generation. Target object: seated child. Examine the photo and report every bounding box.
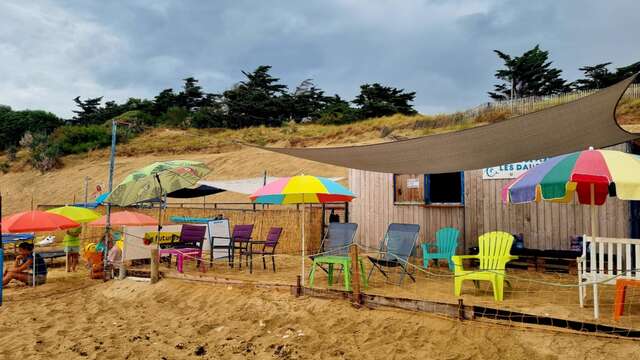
[3,242,47,286]
[83,243,104,280]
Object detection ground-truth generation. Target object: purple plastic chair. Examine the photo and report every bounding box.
[231,224,254,269]
[244,227,283,273]
[160,224,207,272]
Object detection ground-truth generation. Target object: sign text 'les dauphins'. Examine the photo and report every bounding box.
[482,158,547,180]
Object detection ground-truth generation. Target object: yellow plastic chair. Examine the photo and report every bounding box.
[452,231,517,301]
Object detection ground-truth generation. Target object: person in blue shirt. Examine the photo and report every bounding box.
[2,242,47,286]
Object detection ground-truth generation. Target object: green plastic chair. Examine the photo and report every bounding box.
[452,231,517,301]
[309,223,367,291]
[422,227,459,271]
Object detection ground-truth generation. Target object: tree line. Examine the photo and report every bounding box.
[70,65,417,129]
[489,45,640,100]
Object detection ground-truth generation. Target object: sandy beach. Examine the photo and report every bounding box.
[1,267,639,360]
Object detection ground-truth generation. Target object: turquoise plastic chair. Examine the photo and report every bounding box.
[422,227,459,271]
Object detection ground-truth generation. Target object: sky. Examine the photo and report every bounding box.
[0,0,638,118]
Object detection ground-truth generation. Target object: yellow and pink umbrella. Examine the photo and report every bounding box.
[250,175,356,284]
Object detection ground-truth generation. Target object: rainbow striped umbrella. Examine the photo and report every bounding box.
[503,148,640,250]
[502,148,640,205]
[250,175,355,204]
[250,175,356,284]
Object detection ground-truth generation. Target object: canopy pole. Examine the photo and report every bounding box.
[104,119,117,279]
[590,183,599,319]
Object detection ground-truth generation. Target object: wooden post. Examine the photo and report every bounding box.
[350,243,362,306]
[150,248,159,284]
[295,275,302,297]
[118,260,126,280]
[458,299,465,321]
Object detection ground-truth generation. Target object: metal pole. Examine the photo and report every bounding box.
[301,202,305,286]
[104,119,117,278]
[0,193,3,304]
[84,176,90,207]
[590,183,600,319]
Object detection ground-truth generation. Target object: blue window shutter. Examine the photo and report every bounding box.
[424,174,430,204]
[393,174,397,203]
[460,171,465,204]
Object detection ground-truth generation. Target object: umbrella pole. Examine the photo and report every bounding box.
[301,204,305,286]
[32,239,35,288]
[590,183,599,319]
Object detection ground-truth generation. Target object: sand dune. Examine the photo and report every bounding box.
[1,269,638,359]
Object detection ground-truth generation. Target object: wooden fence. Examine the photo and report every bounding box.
[37,204,324,255]
[463,83,640,119]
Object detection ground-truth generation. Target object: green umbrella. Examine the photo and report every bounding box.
[107,160,211,207]
[106,160,211,250]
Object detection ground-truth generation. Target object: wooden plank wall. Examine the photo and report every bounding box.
[348,170,465,252]
[349,143,631,253]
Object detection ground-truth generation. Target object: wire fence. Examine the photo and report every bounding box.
[54,230,639,338]
[5,229,640,338]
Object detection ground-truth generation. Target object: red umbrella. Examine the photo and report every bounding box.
[88,211,159,227]
[1,210,80,233]
[1,210,80,288]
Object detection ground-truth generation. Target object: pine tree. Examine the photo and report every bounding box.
[489,45,570,100]
[353,83,417,119]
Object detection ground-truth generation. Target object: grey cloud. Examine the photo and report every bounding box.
[0,0,638,118]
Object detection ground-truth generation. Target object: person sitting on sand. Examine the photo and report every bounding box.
[2,242,47,286]
[63,227,82,272]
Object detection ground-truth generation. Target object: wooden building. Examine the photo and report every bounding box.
[348,144,633,252]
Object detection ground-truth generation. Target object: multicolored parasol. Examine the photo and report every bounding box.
[250,175,355,204]
[502,148,640,205]
[250,175,356,285]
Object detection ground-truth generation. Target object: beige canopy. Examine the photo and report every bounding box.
[250,74,638,174]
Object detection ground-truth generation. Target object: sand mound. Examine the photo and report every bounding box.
[1,270,638,359]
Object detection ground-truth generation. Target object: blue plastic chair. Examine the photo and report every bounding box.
[422,227,459,271]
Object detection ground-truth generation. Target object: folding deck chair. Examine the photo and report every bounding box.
[367,223,420,285]
[308,223,366,291]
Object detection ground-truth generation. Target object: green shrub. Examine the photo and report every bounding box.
[0,161,10,174]
[28,132,60,173]
[161,106,191,128]
[316,102,361,125]
[52,125,111,155]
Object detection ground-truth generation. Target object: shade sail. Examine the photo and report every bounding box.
[249,74,639,174]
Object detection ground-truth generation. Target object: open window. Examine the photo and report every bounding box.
[426,172,464,204]
[393,172,464,205]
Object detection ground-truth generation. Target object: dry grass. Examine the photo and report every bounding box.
[108,110,509,158]
[616,98,640,126]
